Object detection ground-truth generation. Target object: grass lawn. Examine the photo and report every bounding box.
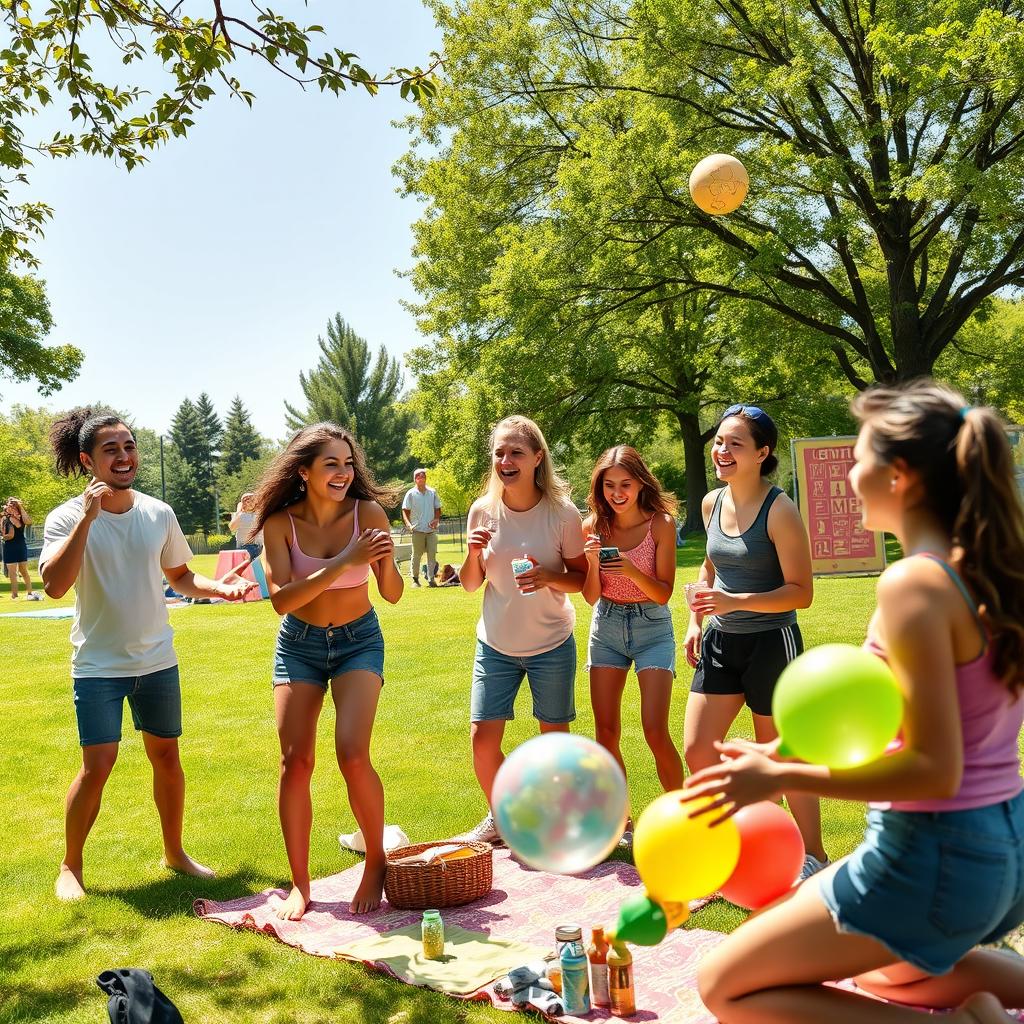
[1,539,882,1023]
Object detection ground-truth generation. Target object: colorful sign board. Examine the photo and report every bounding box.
[791,436,886,577]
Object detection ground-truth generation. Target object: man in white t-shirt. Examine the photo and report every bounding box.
[401,468,442,586]
[41,408,254,902]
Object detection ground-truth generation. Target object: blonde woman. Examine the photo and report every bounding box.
[453,416,587,843]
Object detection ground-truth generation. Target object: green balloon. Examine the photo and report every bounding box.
[772,644,903,769]
[614,894,668,946]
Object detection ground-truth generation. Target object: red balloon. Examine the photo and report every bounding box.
[720,802,805,910]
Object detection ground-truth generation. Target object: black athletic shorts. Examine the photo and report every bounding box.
[690,624,803,716]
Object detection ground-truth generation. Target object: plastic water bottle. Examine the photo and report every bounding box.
[560,936,591,1015]
[421,909,444,960]
[511,555,534,597]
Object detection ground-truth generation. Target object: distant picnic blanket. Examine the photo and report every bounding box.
[195,847,724,1022]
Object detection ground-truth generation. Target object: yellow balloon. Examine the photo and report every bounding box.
[688,154,749,215]
[633,791,741,902]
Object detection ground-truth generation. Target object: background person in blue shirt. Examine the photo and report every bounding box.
[401,468,442,586]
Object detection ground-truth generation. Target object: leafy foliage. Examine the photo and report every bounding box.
[0,261,80,396]
[0,2,441,266]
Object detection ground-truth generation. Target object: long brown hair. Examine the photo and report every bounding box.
[851,380,1024,694]
[587,446,678,539]
[250,423,400,534]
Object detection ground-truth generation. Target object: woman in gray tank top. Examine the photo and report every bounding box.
[683,404,828,878]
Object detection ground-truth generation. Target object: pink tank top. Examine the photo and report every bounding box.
[288,503,370,590]
[869,554,1023,812]
[600,518,659,603]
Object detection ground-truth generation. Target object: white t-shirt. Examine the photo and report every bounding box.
[234,510,262,547]
[403,486,441,532]
[469,496,585,658]
[40,492,194,678]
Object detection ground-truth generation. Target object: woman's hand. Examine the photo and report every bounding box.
[468,526,492,552]
[515,557,551,594]
[682,741,786,825]
[684,621,703,668]
[689,587,738,616]
[584,533,602,563]
[344,528,394,566]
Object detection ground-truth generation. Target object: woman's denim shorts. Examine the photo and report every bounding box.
[273,609,385,689]
[586,600,676,675]
[470,634,576,724]
[819,792,1024,975]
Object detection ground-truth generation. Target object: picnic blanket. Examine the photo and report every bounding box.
[196,847,725,1022]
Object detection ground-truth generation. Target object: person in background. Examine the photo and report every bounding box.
[230,493,263,562]
[402,469,442,586]
[3,497,40,600]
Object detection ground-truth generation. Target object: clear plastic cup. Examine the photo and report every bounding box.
[684,582,703,611]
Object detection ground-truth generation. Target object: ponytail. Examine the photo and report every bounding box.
[852,381,1024,694]
[953,408,1024,693]
[49,407,129,477]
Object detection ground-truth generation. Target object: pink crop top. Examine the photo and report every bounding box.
[288,503,370,590]
[601,518,659,602]
[869,554,1023,812]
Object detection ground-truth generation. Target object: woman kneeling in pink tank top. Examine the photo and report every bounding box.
[251,423,403,920]
[685,381,1024,1024]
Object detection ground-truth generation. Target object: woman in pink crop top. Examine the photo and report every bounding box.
[581,446,682,829]
[251,423,403,921]
[683,381,1024,1024]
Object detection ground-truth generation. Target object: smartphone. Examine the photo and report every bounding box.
[599,546,620,563]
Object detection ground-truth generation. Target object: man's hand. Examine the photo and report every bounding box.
[83,478,113,521]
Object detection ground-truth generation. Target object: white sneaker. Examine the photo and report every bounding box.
[451,811,503,846]
[26,593,42,601]
[799,853,830,881]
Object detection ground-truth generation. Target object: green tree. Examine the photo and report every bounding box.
[404,0,1024,407]
[0,262,81,397]
[0,4,439,267]
[219,396,265,477]
[168,398,215,531]
[286,314,415,481]
[195,393,223,453]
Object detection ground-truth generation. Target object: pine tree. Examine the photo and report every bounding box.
[168,398,216,531]
[285,314,414,480]
[220,396,264,477]
[195,392,223,454]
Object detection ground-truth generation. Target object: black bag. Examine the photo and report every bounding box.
[96,969,184,1024]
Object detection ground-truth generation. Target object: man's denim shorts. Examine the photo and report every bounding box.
[272,609,385,689]
[470,634,576,724]
[586,600,676,675]
[72,665,182,747]
[819,792,1024,975]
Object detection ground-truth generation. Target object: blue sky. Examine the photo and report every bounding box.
[4,2,441,440]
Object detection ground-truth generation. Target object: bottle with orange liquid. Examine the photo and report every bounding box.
[587,926,611,1008]
[608,940,636,1017]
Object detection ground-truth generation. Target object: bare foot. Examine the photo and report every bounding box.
[350,861,386,915]
[56,864,85,901]
[160,851,216,879]
[273,885,309,921]
[958,992,1014,1023]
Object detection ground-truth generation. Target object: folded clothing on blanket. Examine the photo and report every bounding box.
[494,960,563,1014]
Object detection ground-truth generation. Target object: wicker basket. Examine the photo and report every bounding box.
[384,840,493,909]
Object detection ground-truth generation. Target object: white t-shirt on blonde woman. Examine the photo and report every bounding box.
[468,495,585,658]
[40,492,194,678]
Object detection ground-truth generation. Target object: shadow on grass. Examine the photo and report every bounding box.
[0,975,94,1022]
[97,868,282,920]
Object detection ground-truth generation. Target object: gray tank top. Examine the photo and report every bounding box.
[705,486,797,634]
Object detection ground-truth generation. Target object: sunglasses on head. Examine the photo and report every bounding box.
[722,403,772,427]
